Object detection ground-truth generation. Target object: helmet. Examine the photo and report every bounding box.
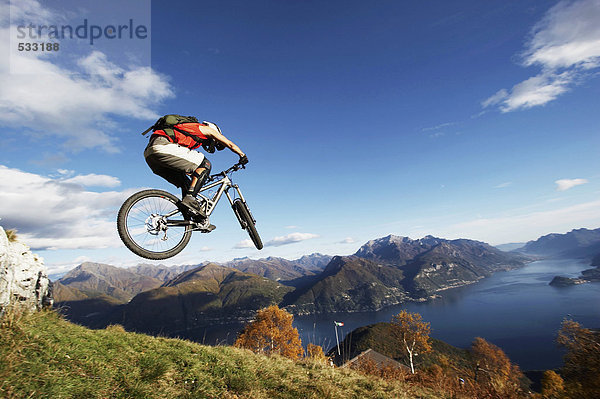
[201,121,226,153]
[202,121,222,134]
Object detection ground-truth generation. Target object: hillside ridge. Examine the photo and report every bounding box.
[0,310,439,398]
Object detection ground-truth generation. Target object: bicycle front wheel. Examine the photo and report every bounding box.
[117,189,193,260]
[233,199,263,250]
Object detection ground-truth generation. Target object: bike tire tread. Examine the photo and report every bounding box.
[233,199,263,250]
[117,189,193,260]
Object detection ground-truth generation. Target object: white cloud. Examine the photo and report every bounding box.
[421,122,455,132]
[428,131,446,139]
[45,260,85,279]
[483,0,600,112]
[494,182,512,189]
[421,122,455,138]
[3,0,56,25]
[523,0,600,70]
[234,239,254,249]
[73,255,92,263]
[0,165,136,250]
[498,71,573,112]
[45,255,94,278]
[481,89,508,108]
[62,174,121,188]
[285,225,299,229]
[265,232,319,247]
[339,237,355,244]
[555,178,589,191]
[0,1,173,152]
[438,199,600,245]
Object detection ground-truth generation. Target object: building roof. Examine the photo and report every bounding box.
[342,348,408,371]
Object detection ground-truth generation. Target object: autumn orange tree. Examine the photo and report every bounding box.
[470,337,525,398]
[234,305,303,359]
[556,319,600,398]
[305,343,327,363]
[390,310,432,374]
[540,370,565,399]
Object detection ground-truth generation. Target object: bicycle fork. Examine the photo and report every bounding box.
[226,184,257,227]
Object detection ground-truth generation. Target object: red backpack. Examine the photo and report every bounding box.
[142,114,225,153]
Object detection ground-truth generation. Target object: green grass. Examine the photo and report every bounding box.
[0,311,443,399]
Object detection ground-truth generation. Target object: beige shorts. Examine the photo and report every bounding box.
[144,137,205,173]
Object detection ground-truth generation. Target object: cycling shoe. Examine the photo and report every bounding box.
[181,195,206,218]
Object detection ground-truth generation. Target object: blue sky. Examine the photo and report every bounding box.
[1,0,599,275]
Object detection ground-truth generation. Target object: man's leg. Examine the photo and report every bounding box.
[186,158,212,198]
[144,143,209,217]
[146,157,191,197]
[181,158,212,217]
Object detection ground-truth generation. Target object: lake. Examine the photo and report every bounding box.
[185,258,600,371]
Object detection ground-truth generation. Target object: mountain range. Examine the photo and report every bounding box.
[53,254,330,326]
[514,227,600,259]
[54,235,531,335]
[223,253,331,282]
[52,262,168,324]
[284,235,528,314]
[126,263,204,282]
[113,263,294,336]
[53,228,600,336]
[514,228,600,286]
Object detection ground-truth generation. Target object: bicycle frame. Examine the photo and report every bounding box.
[195,174,247,217]
[118,162,261,259]
[161,166,253,229]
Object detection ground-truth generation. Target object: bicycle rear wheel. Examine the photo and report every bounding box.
[117,189,192,260]
[232,199,263,250]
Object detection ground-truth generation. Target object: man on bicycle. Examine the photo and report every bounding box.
[144,118,247,221]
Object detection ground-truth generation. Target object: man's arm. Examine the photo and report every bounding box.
[199,125,245,158]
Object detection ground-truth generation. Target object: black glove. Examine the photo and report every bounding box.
[239,155,249,165]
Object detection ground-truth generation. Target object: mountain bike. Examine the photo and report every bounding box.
[117,162,262,260]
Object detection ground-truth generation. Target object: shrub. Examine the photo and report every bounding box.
[5,229,18,242]
[106,324,126,333]
[557,319,600,398]
[234,305,303,359]
[306,343,327,363]
[540,370,564,398]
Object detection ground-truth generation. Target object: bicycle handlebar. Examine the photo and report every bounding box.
[208,161,246,181]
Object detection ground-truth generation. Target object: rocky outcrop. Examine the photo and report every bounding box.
[549,266,600,287]
[0,226,52,315]
[580,267,600,281]
[549,276,583,286]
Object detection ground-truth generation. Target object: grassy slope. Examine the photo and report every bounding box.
[0,311,442,399]
[336,322,472,371]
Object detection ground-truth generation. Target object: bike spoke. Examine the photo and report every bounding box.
[125,196,188,254]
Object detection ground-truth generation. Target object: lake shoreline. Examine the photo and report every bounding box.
[178,258,599,371]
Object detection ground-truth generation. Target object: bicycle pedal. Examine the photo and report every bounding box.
[193,219,215,232]
[200,224,216,233]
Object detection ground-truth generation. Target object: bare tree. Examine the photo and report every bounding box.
[390,310,432,374]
